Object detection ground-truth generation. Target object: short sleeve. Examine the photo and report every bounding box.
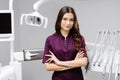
[80,36,88,58]
[42,37,51,63]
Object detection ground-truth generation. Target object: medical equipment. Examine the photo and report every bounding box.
[20,11,48,28]
[96,31,111,66]
[95,30,111,67]
[1,0,47,79]
[114,30,120,80]
[86,31,102,70]
[0,65,15,80]
[14,49,44,61]
[20,0,48,29]
[101,33,116,75]
[23,49,43,61]
[90,30,107,67]
[113,50,120,80]
[0,0,22,80]
[33,0,47,11]
[86,29,120,80]
[0,10,14,42]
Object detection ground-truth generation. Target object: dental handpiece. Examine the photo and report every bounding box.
[96,30,111,66]
[99,32,116,75]
[91,31,105,66]
[108,50,116,80]
[114,29,120,80]
[93,30,108,66]
[101,49,112,75]
[114,51,120,80]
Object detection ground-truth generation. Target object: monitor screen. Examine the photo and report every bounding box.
[0,13,12,34]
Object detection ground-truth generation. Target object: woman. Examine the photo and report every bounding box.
[42,6,88,80]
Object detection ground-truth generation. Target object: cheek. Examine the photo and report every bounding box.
[61,22,65,27]
[70,23,74,28]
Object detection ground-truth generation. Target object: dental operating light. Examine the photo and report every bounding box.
[20,0,48,29]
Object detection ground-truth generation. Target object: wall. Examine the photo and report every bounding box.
[0,0,120,80]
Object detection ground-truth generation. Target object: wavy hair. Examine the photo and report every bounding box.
[55,6,83,51]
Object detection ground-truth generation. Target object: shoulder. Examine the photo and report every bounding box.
[46,33,58,41]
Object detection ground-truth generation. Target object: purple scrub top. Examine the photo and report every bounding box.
[42,33,87,80]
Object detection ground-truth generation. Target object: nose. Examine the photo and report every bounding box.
[66,20,70,24]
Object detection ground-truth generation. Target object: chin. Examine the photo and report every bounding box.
[64,29,71,32]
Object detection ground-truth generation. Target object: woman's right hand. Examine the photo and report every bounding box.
[45,50,61,65]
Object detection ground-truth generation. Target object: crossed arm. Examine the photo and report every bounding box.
[44,50,88,71]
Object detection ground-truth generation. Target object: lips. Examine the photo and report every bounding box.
[65,26,70,28]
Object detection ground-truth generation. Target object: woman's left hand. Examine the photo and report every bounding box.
[75,51,84,60]
[45,50,60,64]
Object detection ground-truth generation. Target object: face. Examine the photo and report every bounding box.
[60,13,74,32]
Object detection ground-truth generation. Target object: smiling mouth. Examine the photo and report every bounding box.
[65,26,72,28]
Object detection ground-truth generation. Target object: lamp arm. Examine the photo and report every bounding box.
[33,0,47,11]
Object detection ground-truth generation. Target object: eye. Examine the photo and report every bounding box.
[63,17,67,21]
[70,19,74,22]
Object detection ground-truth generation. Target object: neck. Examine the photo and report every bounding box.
[60,30,69,38]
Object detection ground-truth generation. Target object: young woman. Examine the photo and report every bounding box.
[42,6,88,80]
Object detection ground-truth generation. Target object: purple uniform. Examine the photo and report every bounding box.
[42,33,87,80]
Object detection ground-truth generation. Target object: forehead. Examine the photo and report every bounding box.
[63,13,74,18]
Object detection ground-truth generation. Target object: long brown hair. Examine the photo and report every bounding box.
[55,6,82,51]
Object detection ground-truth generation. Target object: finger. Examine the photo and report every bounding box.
[49,50,54,55]
[79,51,84,54]
[79,54,84,58]
[46,58,52,63]
[45,54,52,57]
[48,59,53,63]
[78,52,84,56]
[45,58,51,62]
[77,51,83,56]
[77,53,84,58]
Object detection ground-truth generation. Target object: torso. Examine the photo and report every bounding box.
[43,33,86,80]
[47,33,84,80]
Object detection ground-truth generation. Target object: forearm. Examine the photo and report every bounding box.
[44,63,71,71]
[57,57,88,68]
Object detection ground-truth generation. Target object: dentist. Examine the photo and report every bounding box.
[42,6,88,80]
